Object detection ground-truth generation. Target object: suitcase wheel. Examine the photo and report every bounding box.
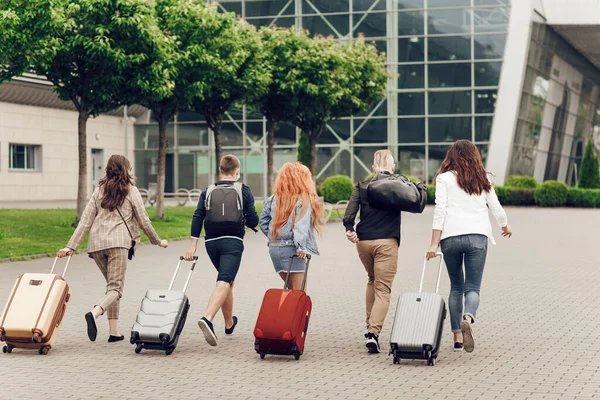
[38,346,50,355]
[294,354,300,361]
[259,353,266,359]
[393,356,400,365]
[135,344,143,354]
[165,347,175,356]
[427,357,435,367]
[2,345,13,354]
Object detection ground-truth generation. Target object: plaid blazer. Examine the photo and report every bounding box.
[67,186,162,253]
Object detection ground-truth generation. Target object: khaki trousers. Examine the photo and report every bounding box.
[357,239,398,335]
[90,248,128,319]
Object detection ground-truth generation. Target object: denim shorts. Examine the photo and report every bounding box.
[268,245,306,274]
[205,238,244,284]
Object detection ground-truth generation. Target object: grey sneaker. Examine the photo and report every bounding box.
[198,317,218,347]
[461,318,474,353]
[364,333,380,354]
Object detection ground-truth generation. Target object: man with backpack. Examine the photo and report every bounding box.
[184,154,259,347]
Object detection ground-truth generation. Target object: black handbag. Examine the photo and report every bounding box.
[366,174,427,214]
[116,208,136,260]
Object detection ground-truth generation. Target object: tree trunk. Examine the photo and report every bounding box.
[156,118,168,220]
[308,126,324,176]
[213,119,223,181]
[75,110,89,224]
[266,119,277,195]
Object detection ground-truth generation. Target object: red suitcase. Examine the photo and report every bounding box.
[254,255,312,360]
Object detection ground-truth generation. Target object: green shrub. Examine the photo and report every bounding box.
[504,175,538,189]
[567,188,600,208]
[578,138,600,189]
[427,185,436,205]
[297,131,310,167]
[534,181,569,207]
[495,187,536,206]
[320,175,354,203]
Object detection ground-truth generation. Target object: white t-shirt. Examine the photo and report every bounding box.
[432,171,508,244]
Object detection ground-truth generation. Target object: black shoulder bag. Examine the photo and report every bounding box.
[116,208,136,260]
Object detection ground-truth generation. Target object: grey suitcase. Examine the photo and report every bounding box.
[389,253,446,366]
[130,256,197,355]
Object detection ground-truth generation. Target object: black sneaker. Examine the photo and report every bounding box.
[454,342,464,352]
[198,317,218,346]
[225,316,238,335]
[461,317,475,353]
[364,332,380,354]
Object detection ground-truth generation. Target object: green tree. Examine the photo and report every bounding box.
[288,34,388,174]
[192,5,270,180]
[298,131,310,167]
[0,0,65,81]
[141,0,222,219]
[251,27,312,194]
[35,0,172,222]
[578,138,600,189]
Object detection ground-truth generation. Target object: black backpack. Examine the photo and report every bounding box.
[204,182,245,237]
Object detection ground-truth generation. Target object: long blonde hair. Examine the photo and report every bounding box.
[271,162,324,240]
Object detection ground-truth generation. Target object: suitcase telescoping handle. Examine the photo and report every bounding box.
[419,252,444,294]
[283,254,311,292]
[169,256,198,293]
[50,255,72,278]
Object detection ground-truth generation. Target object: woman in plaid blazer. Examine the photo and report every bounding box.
[57,155,168,343]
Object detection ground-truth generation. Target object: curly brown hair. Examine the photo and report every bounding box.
[435,140,492,195]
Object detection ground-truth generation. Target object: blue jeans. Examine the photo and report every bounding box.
[440,234,488,332]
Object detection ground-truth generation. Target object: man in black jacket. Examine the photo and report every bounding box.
[343,150,400,354]
[184,155,258,347]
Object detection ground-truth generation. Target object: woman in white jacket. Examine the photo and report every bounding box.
[426,140,512,353]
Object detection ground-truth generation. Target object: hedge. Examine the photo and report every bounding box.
[320,175,354,203]
[504,175,538,189]
[567,188,600,207]
[534,181,569,207]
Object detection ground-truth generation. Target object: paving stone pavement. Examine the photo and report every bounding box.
[1,207,599,400]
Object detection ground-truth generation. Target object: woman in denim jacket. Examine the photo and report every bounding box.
[260,163,323,290]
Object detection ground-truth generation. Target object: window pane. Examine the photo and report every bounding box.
[302,15,350,37]
[429,117,472,142]
[428,145,452,180]
[178,153,195,190]
[398,118,425,143]
[398,92,425,115]
[428,36,471,61]
[397,146,426,181]
[398,65,424,89]
[134,124,175,149]
[26,146,35,169]
[218,2,242,15]
[247,17,295,29]
[11,145,24,169]
[274,121,296,146]
[353,0,386,11]
[355,98,387,117]
[354,147,378,181]
[325,120,351,143]
[428,63,471,88]
[177,111,204,122]
[474,0,509,5]
[398,37,425,62]
[354,118,388,144]
[398,11,425,36]
[428,0,469,7]
[475,90,497,113]
[316,148,351,181]
[220,123,244,147]
[428,9,471,35]
[245,0,294,17]
[477,144,489,164]
[246,121,264,144]
[475,116,493,141]
[474,61,502,86]
[303,0,350,14]
[474,34,506,59]
[474,8,509,33]
[178,123,209,146]
[429,90,471,114]
[354,12,386,38]
[395,0,424,9]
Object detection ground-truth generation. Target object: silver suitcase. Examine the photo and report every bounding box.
[130,256,197,355]
[389,253,446,366]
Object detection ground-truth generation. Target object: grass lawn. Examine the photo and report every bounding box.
[0,205,263,260]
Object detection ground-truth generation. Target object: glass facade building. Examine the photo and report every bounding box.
[133,0,512,197]
[508,22,600,186]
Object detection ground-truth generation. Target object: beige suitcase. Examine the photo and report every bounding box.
[0,256,71,355]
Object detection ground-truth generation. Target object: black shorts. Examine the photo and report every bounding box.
[205,238,244,284]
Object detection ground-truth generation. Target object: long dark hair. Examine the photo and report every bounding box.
[98,155,134,211]
[435,140,492,195]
